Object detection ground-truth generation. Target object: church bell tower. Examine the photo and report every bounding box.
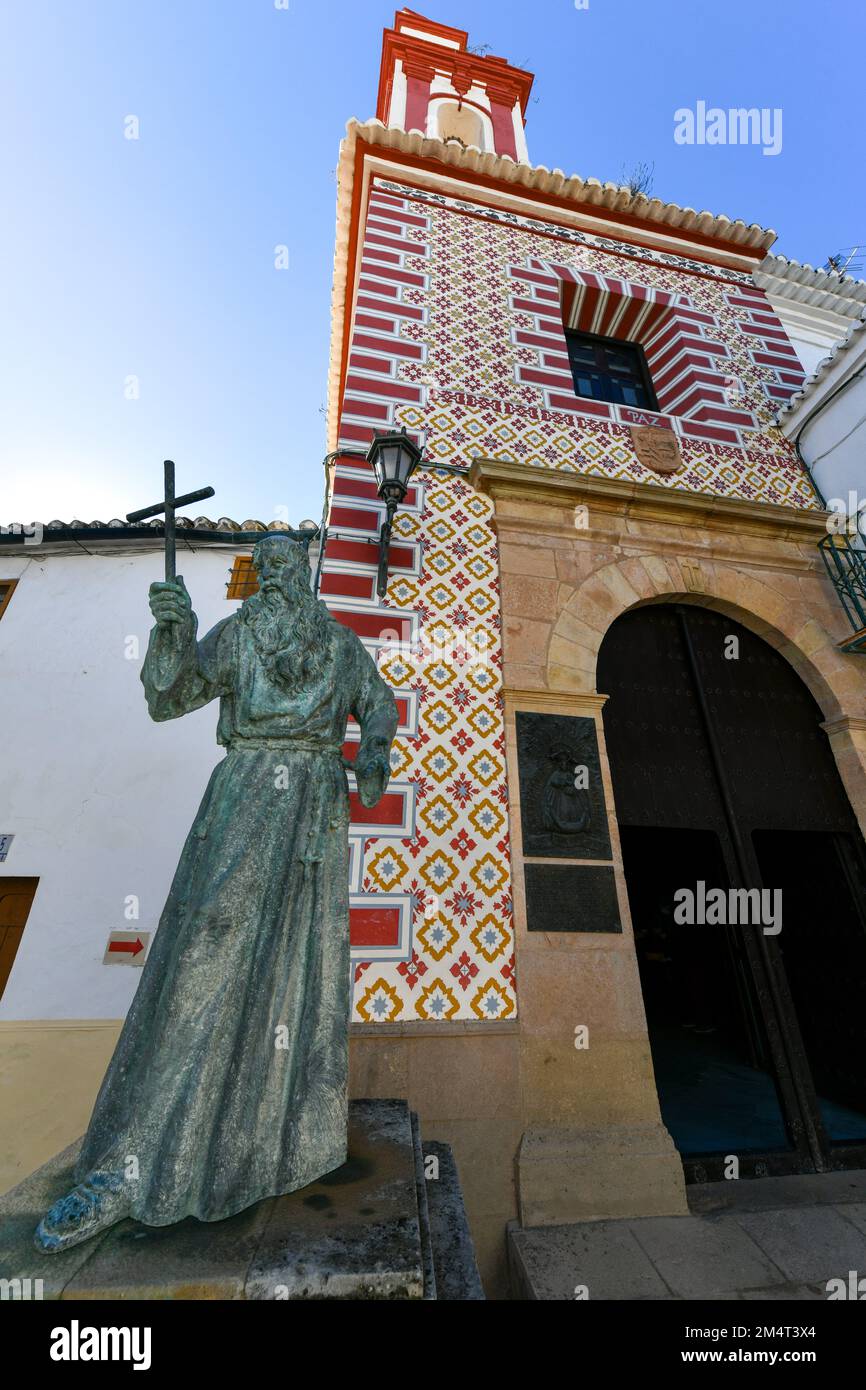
[376,8,533,163]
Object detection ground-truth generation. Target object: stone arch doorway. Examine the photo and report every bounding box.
[598,601,866,1181]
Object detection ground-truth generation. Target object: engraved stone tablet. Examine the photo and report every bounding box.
[524,864,622,934]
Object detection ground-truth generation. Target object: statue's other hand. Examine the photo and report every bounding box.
[353,748,392,808]
[355,751,390,780]
[149,578,193,629]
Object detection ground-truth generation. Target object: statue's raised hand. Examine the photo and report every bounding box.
[149,577,192,629]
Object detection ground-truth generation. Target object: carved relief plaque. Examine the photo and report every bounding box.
[516,711,611,860]
[629,424,683,474]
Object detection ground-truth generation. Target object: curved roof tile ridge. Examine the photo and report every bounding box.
[755,254,866,316]
[776,306,866,420]
[345,119,776,248]
[7,516,298,535]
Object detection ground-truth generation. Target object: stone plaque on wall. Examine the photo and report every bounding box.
[516,712,611,860]
[628,424,683,474]
[524,864,622,934]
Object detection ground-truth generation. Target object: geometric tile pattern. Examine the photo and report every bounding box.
[328,185,515,1023]
[542,263,759,442]
[723,285,808,409]
[378,177,820,509]
[539,262,759,442]
[331,456,514,1023]
[326,171,823,1025]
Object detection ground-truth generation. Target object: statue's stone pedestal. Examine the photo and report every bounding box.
[0,1099,483,1300]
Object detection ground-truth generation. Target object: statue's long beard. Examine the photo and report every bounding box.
[241,574,331,694]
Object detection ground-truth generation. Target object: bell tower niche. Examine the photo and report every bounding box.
[376,8,534,164]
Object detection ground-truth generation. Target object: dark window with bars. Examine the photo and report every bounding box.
[564,329,659,410]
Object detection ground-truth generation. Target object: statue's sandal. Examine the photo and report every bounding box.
[34,1171,131,1254]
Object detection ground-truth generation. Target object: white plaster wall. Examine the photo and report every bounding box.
[781,330,833,379]
[796,369,866,512]
[398,26,460,49]
[779,333,866,512]
[512,102,529,164]
[0,545,250,1021]
[388,60,407,130]
[768,295,856,377]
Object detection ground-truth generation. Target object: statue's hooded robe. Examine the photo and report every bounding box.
[74,595,398,1225]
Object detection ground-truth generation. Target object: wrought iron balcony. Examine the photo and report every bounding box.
[818,532,866,653]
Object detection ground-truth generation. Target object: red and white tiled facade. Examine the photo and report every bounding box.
[348,178,812,501]
[322,11,821,1025]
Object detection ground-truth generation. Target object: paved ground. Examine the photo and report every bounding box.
[508,1172,866,1300]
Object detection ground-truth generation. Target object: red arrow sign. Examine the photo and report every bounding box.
[108,937,145,957]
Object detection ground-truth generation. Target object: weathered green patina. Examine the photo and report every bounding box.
[35,535,397,1252]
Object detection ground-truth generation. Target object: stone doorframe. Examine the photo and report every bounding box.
[470,456,866,1226]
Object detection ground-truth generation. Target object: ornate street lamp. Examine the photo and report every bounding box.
[367,427,423,597]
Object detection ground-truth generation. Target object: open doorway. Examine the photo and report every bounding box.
[622,825,790,1159]
[599,603,866,1179]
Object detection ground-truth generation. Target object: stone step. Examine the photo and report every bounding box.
[0,1099,484,1301]
[0,1099,434,1300]
[410,1112,437,1300]
[422,1140,485,1300]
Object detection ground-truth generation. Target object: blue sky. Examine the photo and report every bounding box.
[2,0,863,530]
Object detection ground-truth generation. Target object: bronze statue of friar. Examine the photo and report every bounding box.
[35,533,397,1251]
